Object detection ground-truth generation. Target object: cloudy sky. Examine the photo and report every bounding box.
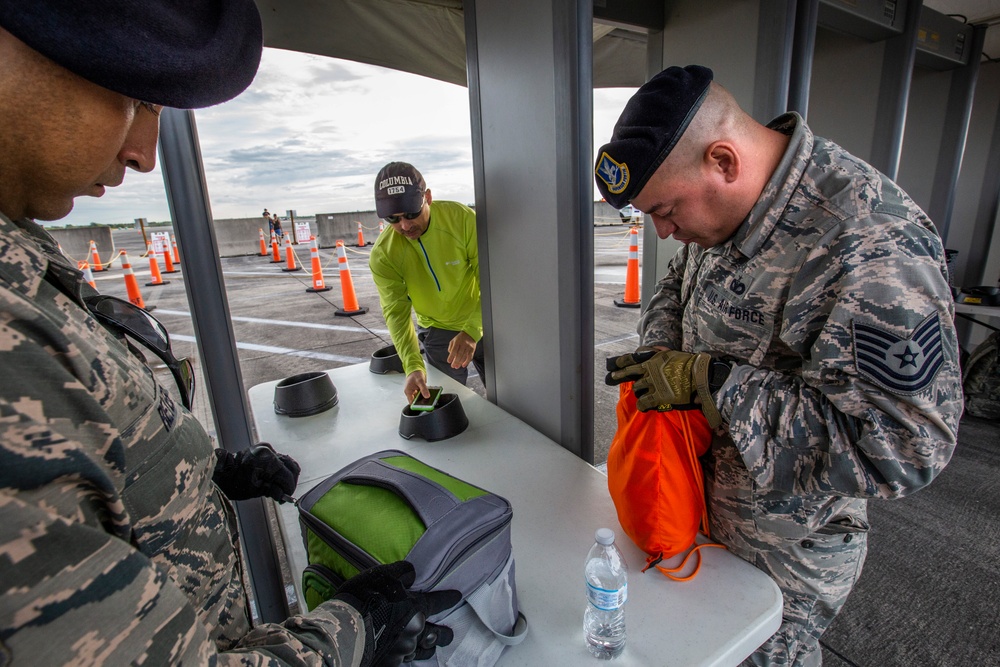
[60,48,636,227]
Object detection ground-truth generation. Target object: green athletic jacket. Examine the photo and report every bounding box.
[369,200,481,376]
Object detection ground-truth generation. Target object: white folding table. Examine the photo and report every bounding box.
[248,363,782,666]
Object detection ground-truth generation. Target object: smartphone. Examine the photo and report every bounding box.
[410,386,443,411]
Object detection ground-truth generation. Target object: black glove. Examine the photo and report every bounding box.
[333,561,462,667]
[212,443,301,502]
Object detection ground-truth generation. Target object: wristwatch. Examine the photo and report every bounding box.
[707,359,734,396]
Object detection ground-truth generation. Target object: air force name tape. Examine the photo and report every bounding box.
[852,312,945,395]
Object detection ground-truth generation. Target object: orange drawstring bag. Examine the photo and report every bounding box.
[607,382,726,580]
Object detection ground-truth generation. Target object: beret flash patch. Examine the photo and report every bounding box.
[596,152,630,195]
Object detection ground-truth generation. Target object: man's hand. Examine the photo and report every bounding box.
[212,443,301,502]
[446,332,477,369]
[333,561,462,667]
[605,347,723,428]
[404,370,429,403]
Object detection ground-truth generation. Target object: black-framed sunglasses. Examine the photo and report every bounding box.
[383,195,426,224]
[84,295,196,410]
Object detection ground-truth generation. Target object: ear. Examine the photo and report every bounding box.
[704,142,740,183]
[425,189,434,205]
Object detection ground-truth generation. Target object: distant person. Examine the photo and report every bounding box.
[0,1,459,664]
[272,212,284,240]
[263,207,274,236]
[598,66,962,666]
[369,162,484,401]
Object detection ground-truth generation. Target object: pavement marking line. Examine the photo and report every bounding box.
[595,333,639,348]
[171,334,367,364]
[154,309,389,335]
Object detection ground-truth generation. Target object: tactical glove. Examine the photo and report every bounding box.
[212,443,301,502]
[333,561,462,667]
[605,347,725,428]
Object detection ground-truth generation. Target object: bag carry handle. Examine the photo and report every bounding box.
[344,459,458,527]
[465,580,529,646]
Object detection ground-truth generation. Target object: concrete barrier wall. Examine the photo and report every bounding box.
[315,211,383,247]
[48,225,115,264]
[52,207,629,262]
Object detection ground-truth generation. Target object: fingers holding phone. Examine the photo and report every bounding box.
[404,370,428,402]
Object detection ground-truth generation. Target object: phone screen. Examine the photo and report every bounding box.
[410,386,443,411]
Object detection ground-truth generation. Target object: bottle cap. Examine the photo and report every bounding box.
[595,527,615,545]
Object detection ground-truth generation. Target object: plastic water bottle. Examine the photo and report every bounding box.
[584,527,628,659]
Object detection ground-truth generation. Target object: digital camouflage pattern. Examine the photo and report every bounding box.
[961,331,1000,419]
[638,113,962,667]
[0,214,365,665]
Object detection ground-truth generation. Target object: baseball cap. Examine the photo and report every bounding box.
[374,162,427,218]
[594,65,714,209]
[0,0,263,109]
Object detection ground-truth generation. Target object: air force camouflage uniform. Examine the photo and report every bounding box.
[0,214,364,665]
[638,114,962,666]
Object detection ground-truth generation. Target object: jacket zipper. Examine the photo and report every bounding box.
[417,239,442,291]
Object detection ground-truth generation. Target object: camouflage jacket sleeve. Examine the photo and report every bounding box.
[713,213,962,501]
[636,243,689,349]
[0,396,365,667]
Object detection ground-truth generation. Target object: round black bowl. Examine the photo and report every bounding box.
[273,371,339,417]
[398,393,469,441]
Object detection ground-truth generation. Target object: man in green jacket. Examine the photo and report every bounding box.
[370,162,485,401]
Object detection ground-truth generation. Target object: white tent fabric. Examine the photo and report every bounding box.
[256,0,648,88]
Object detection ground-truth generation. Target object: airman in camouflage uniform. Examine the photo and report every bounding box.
[0,2,456,664]
[597,66,961,666]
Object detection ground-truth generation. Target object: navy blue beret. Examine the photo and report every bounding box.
[595,65,714,209]
[0,0,263,109]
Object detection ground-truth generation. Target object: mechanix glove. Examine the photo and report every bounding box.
[605,346,726,428]
[212,443,301,502]
[333,561,463,667]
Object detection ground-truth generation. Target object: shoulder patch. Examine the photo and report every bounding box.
[852,312,944,395]
[596,152,629,195]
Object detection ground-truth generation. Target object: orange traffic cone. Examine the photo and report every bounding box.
[306,236,332,293]
[270,232,282,263]
[614,226,641,308]
[145,243,169,287]
[120,252,146,308]
[282,235,302,272]
[171,234,181,265]
[89,240,107,272]
[78,261,97,289]
[258,228,268,256]
[161,241,177,274]
[334,240,368,316]
[356,222,366,247]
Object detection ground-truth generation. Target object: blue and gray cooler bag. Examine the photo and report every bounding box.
[297,449,528,666]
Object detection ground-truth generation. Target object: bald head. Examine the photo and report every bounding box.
[630,81,790,248]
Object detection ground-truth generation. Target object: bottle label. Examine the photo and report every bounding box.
[586,581,627,610]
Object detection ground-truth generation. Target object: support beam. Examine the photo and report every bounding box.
[870,0,921,180]
[158,108,290,623]
[465,0,595,461]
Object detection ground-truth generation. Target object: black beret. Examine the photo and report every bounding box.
[595,65,714,209]
[0,0,263,109]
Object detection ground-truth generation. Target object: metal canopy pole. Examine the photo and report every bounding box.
[870,0,921,180]
[929,25,988,244]
[788,0,819,118]
[157,108,290,623]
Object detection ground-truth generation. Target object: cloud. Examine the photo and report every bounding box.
[57,49,633,227]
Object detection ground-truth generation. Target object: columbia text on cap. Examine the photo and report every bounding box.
[374,162,427,219]
[594,65,714,209]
